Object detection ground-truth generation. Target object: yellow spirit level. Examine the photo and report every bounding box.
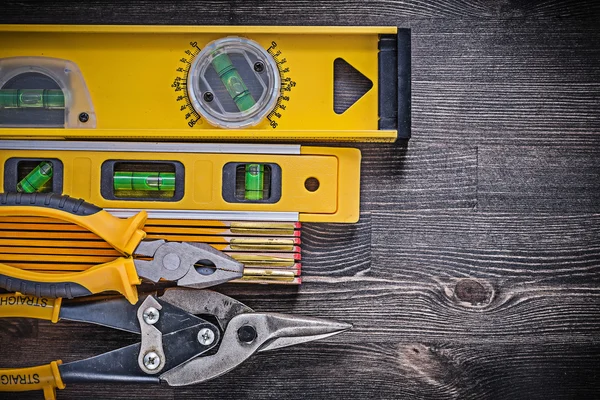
[0,25,410,142]
[0,141,360,223]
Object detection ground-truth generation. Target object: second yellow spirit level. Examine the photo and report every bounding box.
[0,25,411,142]
[0,141,361,223]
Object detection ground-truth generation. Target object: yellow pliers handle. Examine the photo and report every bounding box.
[0,193,147,304]
[0,361,64,400]
[0,257,141,304]
[0,192,146,254]
[0,292,65,400]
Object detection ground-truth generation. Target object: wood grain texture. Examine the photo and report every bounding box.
[1,1,600,24]
[409,18,600,146]
[300,213,372,276]
[1,0,600,399]
[360,143,477,210]
[370,211,600,287]
[478,145,600,212]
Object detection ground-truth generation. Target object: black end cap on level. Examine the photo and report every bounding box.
[378,29,411,140]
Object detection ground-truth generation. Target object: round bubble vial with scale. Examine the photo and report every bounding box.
[188,37,281,129]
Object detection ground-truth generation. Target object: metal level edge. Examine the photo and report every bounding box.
[0,129,397,142]
[106,208,300,221]
[0,25,398,34]
[0,140,301,154]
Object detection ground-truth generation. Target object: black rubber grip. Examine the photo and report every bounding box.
[0,192,101,216]
[0,274,92,299]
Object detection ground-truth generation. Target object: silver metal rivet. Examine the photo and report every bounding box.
[143,307,160,325]
[198,328,215,345]
[163,253,181,271]
[143,351,161,370]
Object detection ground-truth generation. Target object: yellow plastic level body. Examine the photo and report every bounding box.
[0,24,397,142]
[0,145,360,223]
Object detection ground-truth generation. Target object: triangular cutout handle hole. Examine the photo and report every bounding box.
[333,58,373,114]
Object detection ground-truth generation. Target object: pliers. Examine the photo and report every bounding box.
[0,289,352,400]
[0,193,244,304]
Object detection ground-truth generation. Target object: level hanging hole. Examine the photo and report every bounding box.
[333,58,373,114]
[304,177,320,192]
[194,259,217,275]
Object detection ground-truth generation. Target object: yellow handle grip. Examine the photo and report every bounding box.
[0,193,147,256]
[0,257,141,304]
[0,293,62,322]
[0,361,65,400]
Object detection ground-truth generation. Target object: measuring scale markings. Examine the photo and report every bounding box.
[173,41,203,128]
[266,41,296,129]
[172,39,295,129]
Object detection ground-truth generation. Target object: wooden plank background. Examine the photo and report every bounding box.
[1,1,600,399]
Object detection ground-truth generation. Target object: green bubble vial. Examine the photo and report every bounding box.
[244,164,264,200]
[211,52,256,112]
[17,161,53,193]
[113,172,176,192]
[0,89,65,109]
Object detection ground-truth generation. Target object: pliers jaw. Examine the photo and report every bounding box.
[159,290,353,386]
[134,241,244,288]
[159,288,252,331]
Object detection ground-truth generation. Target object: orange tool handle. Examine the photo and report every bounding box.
[0,257,142,304]
[0,361,65,400]
[0,293,62,321]
[0,193,147,256]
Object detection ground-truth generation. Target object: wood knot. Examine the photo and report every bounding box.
[397,343,462,390]
[453,279,492,306]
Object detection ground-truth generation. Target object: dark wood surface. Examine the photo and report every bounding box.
[1,1,600,399]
